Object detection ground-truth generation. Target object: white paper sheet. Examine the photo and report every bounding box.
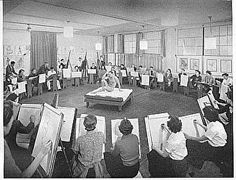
[180,75,188,87]
[17,81,27,94]
[121,70,127,77]
[39,74,46,83]
[71,72,82,78]
[130,71,139,77]
[156,73,164,82]
[88,69,96,74]
[62,69,71,78]
[58,107,76,142]
[207,91,219,109]
[32,103,63,176]
[141,75,150,86]
[219,84,228,101]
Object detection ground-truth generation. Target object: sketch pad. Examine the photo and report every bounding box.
[111,118,141,158]
[141,75,150,86]
[58,106,76,142]
[32,103,63,176]
[16,104,43,149]
[145,113,170,151]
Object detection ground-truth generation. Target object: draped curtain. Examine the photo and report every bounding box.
[161,30,166,57]
[117,34,124,53]
[30,31,57,70]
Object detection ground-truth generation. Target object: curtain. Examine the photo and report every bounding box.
[161,30,166,57]
[107,35,114,53]
[30,31,57,70]
[102,36,108,55]
[117,34,124,53]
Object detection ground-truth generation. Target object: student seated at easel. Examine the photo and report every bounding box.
[189,70,202,89]
[104,118,140,178]
[46,67,61,91]
[4,101,52,178]
[4,100,36,170]
[148,66,156,89]
[72,114,105,178]
[147,116,188,177]
[164,69,174,91]
[184,106,227,169]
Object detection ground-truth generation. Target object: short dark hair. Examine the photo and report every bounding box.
[6,93,18,101]
[203,106,219,122]
[222,73,229,77]
[10,61,15,65]
[167,115,182,133]
[119,119,133,135]
[83,114,97,131]
[50,67,54,70]
[4,101,13,126]
[195,70,201,74]
[206,70,212,75]
[19,69,24,74]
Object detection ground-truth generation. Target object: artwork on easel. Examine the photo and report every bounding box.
[16,104,43,149]
[179,58,188,70]
[190,58,199,70]
[32,103,63,177]
[207,59,217,72]
[220,59,232,73]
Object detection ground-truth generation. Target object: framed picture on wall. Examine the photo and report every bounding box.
[190,58,199,70]
[220,59,232,73]
[206,59,217,72]
[179,58,188,70]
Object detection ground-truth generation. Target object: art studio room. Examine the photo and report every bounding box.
[2,0,234,178]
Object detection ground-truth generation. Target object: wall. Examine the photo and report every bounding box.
[57,33,102,69]
[3,30,102,75]
[3,29,31,75]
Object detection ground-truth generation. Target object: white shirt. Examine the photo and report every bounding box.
[165,131,188,160]
[47,70,56,77]
[222,78,233,86]
[205,121,227,147]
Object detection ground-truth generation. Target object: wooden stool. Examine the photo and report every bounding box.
[52,75,58,91]
[38,83,43,95]
[173,78,178,93]
[27,80,32,98]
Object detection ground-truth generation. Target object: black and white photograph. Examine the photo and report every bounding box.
[2,0,234,178]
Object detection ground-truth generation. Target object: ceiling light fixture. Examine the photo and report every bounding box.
[64,21,73,38]
[205,16,216,50]
[95,31,102,51]
[140,25,148,50]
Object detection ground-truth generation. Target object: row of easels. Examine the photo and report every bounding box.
[145,113,205,152]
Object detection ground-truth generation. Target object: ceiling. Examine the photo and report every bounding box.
[3,0,232,36]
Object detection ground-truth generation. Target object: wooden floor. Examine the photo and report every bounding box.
[20,83,223,177]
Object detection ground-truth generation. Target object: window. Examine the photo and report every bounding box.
[107,35,114,53]
[204,24,232,56]
[124,34,136,54]
[177,28,203,56]
[143,31,162,54]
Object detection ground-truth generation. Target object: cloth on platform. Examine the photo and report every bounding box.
[147,149,188,177]
[104,152,139,178]
[86,88,132,101]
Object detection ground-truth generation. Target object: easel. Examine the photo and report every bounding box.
[50,93,73,177]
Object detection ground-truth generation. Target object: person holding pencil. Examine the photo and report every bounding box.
[147,115,188,177]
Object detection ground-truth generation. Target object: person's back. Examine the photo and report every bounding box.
[76,131,104,166]
[116,134,139,166]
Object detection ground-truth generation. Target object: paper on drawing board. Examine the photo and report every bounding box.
[17,104,43,126]
[126,67,134,73]
[130,71,139,77]
[105,66,112,72]
[17,81,27,94]
[11,77,17,85]
[179,113,205,137]
[111,118,141,158]
[219,84,228,101]
[71,72,82,78]
[121,70,127,77]
[146,114,170,151]
[197,96,211,115]
[39,74,46,83]
[58,107,76,142]
[156,73,164,82]
[141,75,150,86]
[63,69,71,78]
[207,91,219,109]
[88,69,96,74]
[32,103,63,176]
[180,75,188,87]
